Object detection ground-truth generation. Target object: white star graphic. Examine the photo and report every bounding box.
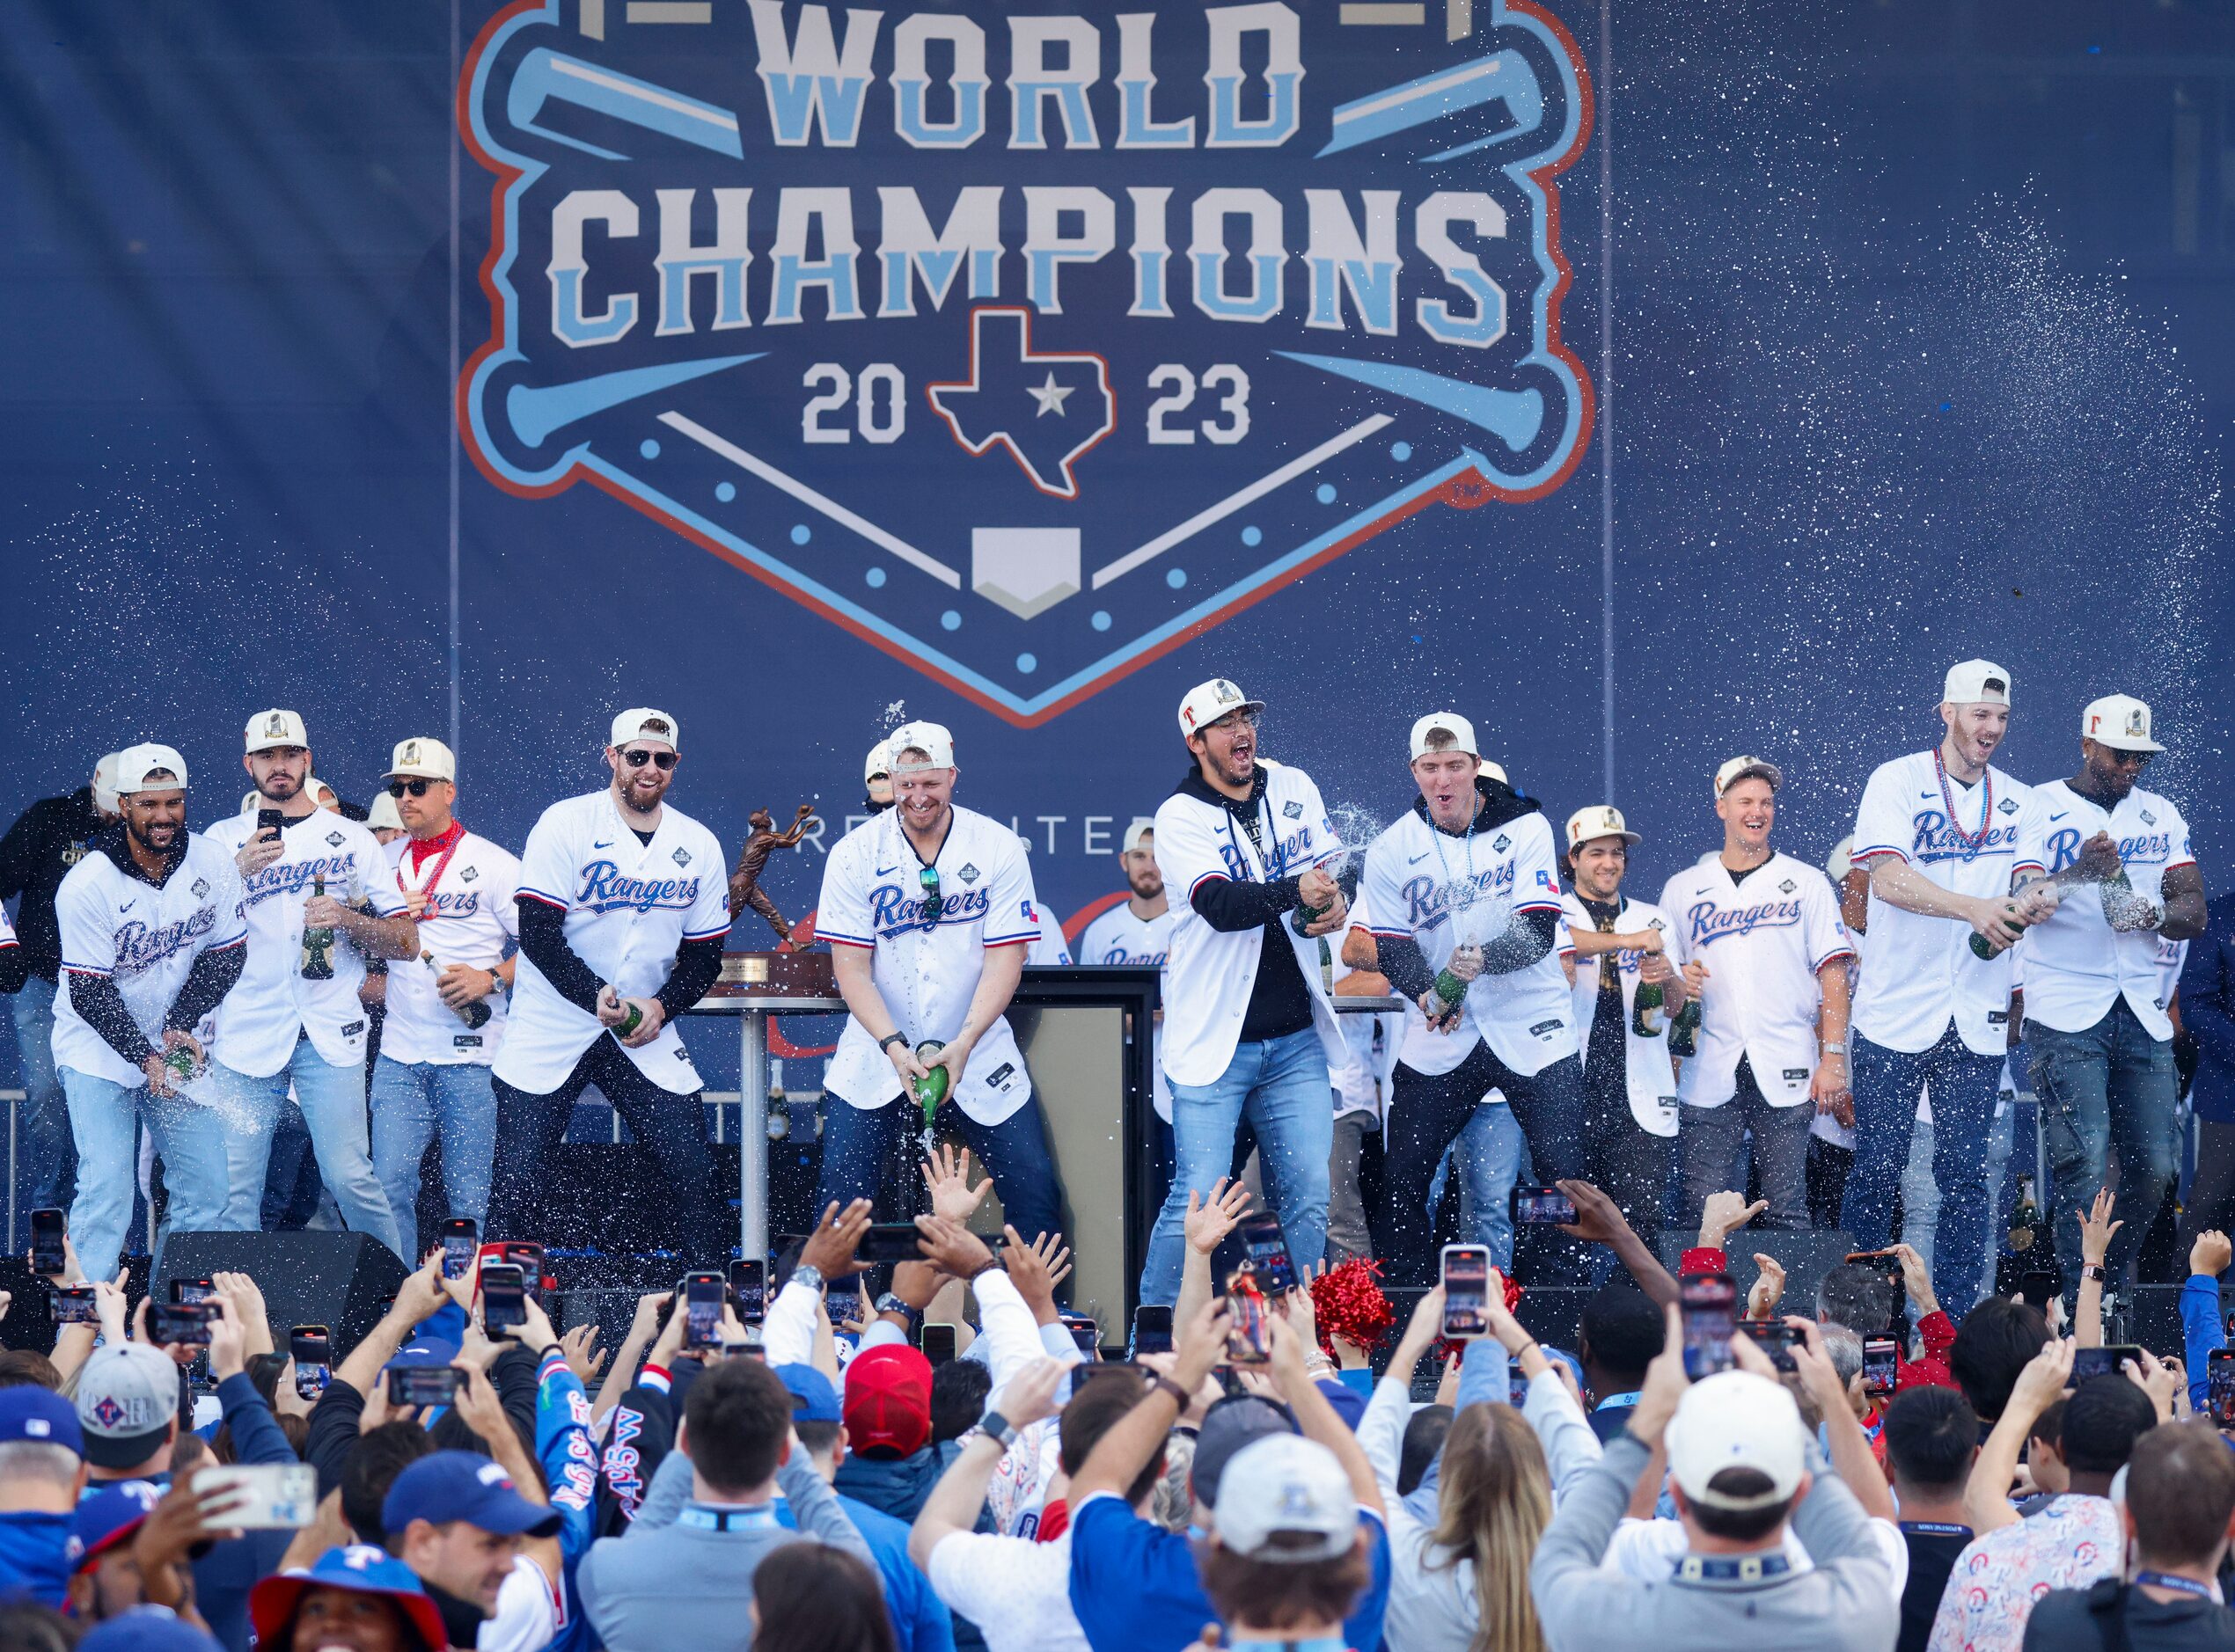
[1026,371,1074,418]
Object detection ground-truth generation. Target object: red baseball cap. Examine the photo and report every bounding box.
[843,1345,933,1458]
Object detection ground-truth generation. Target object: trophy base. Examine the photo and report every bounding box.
[712,950,837,996]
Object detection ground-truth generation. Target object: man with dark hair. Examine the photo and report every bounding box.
[1948,1297,2050,1422]
[2022,1419,2235,1648]
[1577,1284,1663,1443]
[1881,1387,1982,1652]
[342,1422,436,1545]
[1818,1263,1899,1336]
[576,1355,870,1651]
[929,1363,993,1447]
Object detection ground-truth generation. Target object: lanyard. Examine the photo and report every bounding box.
[1427,814,1479,946]
[1933,749,1992,852]
[678,1502,781,1531]
[2133,1571,2217,1601]
[1595,1393,1641,1410]
[398,823,468,905]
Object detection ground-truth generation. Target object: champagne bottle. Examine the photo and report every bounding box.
[616,999,644,1036]
[1287,899,1325,936]
[1969,902,2028,960]
[1668,997,1702,1057]
[1428,944,1479,1019]
[422,951,492,1029]
[1630,978,1666,1037]
[164,1045,196,1083]
[2007,1174,2039,1254]
[299,874,336,981]
[914,1039,949,1122]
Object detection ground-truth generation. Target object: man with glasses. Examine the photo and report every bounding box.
[2012,692,2206,1296]
[1137,678,1348,1306]
[370,737,520,1252]
[491,708,731,1258]
[815,720,1060,1239]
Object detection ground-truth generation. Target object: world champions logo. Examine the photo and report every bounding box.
[461,0,1594,723]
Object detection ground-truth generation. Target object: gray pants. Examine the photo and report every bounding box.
[1326,1108,1375,1266]
[1680,1063,1812,1231]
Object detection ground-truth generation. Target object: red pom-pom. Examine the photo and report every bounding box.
[1501,1269,1524,1315]
[1310,1257,1396,1356]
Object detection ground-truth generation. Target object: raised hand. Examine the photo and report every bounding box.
[1184,1177,1252,1256]
[920,1144,993,1224]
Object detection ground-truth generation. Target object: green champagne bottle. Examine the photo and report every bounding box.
[616,999,643,1036]
[299,874,336,981]
[423,951,493,1029]
[1630,978,1666,1037]
[1668,997,1701,1057]
[914,1040,949,1122]
[164,1046,196,1083]
[1969,901,2027,960]
[1287,900,1325,936]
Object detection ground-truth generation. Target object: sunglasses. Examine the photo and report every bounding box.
[620,749,679,771]
[385,778,439,798]
[919,866,943,930]
[2106,749,2154,769]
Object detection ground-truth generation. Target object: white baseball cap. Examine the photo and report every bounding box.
[609,707,679,752]
[92,752,122,815]
[864,738,892,784]
[1409,712,1479,761]
[887,721,956,771]
[1714,755,1784,798]
[367,793,406,833]
[1121,819,1155,857]
[1943,659,2012,705]
[2082,692,2163,753]
[385,737,456,782]
[113,743,188,795]
[245,708,309,754]
[1210,1434,1358,1563]
[239,791,262,816]
[1176,677,1263,740]
[1565,804,1640,852]
[1666,1371,1808,1511]
[1481,759,1507,786]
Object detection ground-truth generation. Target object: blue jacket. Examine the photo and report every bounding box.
[770,1492,955,1652]
[0,1510,75,1608]
[2179,892,2235,1123]
[529,1346,602,1652]
[2180,1273,2225,1414]
[832,1442,971,1527]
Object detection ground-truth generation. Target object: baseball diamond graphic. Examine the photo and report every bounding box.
[459,0,1594,726]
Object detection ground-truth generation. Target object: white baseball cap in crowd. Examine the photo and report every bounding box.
[864,738,892,784]
[307,778,340,812]
[385,737,456,783]
[1409,712,1479,761]
[92,752,122,816]
[1713,755,1784,798]
[1122,819,1155,857]
[1211,1435,1358,1563]
[1176,677,1264,740]
[245,708,309,754]
[886,721,956,771]
[367,793,406,834]
[1827,835,1855,882]
[1482,759,1508,785]
[240,791,262,816]
[2082,692,2163,753]
[1565,804,1641,852]
[1943,659,2012,705]
[1666,1371,1808,1512]
[113,743,189,795]
[609,708,679,752]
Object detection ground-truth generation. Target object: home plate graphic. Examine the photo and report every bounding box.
[460,0,1594,724]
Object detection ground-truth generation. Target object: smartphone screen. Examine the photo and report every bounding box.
[681,1271,725,1349]
[502,1242,547,1305]
[388,1365,465,1407]
[2071,1345,2143,1384]
[1236,1212,1298,1297]
[441,1218,479,1281]
[151,1301,217,1346]
[290,1326,332,1400]
[858,1223,924,1266]
[480,1262,527,1337]
[1863,1335,1900,1399]
[1224,1273,1271,1365]
[29,1209,65,1277]
[1132,1305,1174,1356]
[1739,1320,1798,1371]
[2209,1351,2235,1428]
[190,1464,316,1530]
[1681,1273,1738,1380]
[919,1322,958,1365]
[1062,1314,1099,1356]
[170,1277,215,1305]
[50,1285,98,1324]
[1440,1244,1491,1339]
[1509,1370,1531,1406]
[1508,1186,1579,1226]
[729,1260,766,1325]
[256,807,286,841]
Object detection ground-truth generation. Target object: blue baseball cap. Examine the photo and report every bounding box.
[0,1385,84,1458]
[774,1363,841,1423]
[1314,1378,1368,1431]
[249,1545,447,1652]
[382,1450,561,1539]
[385,1337,462,1370]
[77,1606,226,1652]
[72,1480,165,1570]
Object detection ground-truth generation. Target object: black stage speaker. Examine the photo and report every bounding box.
[165,1231,407,1355]
[1653,1228,1857,1312]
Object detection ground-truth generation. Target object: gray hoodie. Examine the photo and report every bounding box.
[1531,1433,1899,1652]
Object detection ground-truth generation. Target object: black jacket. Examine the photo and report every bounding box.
[0,786,107,983]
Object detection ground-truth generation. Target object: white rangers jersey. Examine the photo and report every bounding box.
[1850,751,2031,1056]
[1153,763,1345,1088]
[381,830,523,1067]
[206,809,407,1076]
[1656,852,1853,1109]
[818,804,1040,1125]
[1078,900,1176,1121]
[2013,780,2195,1039]
[54,834,245,1089]
[1360,802,1572,1079]
[497,792,729,1095]
[1561,891,1683,1137]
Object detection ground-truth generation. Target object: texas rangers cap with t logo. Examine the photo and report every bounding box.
[608,707,678,751]
[245,709,308,753]
[1176,678,1264,739]
[2082,693,2162,753]
[385,737,456,782]
[1566,805,1642,851]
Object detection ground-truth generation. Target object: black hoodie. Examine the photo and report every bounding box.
[1373,778,1562,1003]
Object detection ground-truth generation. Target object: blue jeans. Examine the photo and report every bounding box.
[1426,1103,1530,1269]
[209,1039,404,1261]
[370,1056,496,1252]
[2027,1001,2179,1292]
[1843,1027,2004,1318]
[1140,1028,1331,1305]
[11,976,76,1215]
[816,1089,1063,1247]
[61,1067,232,1284]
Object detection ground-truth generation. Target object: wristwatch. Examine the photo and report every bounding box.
[877,1032,907,1054]
[876,1292,920,1326]
[2081,1262,2107,1283]
[1820,1042,1848,1054]
[979,1411,1018,1449]
[790,1263,825,1296]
